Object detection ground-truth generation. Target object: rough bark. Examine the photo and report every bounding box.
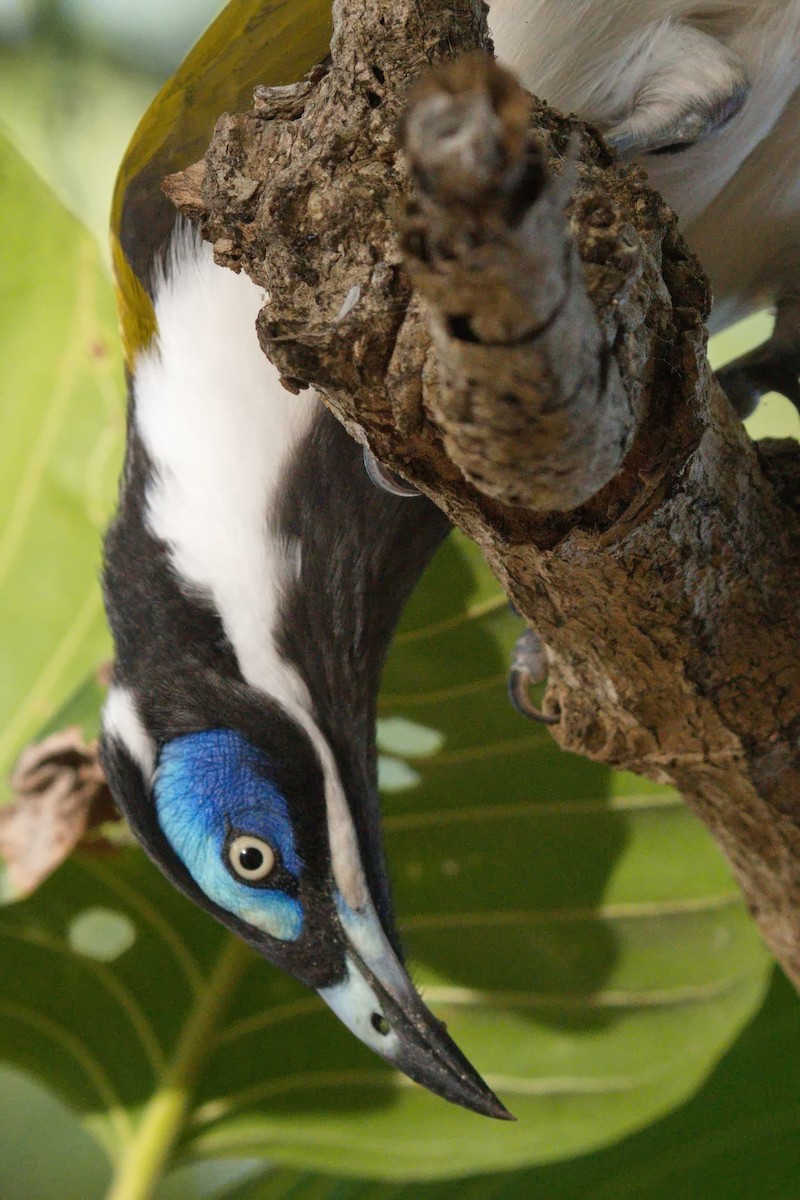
[164,0,800,985]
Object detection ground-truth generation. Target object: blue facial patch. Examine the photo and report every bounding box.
[154,729,304,941]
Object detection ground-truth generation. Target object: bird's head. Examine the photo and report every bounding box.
[100,660,509,1120]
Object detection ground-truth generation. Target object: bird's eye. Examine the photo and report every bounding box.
[227,835,276,882]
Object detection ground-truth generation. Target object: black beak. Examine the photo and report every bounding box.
[318,940,514,1121]
[361,951,515,1120]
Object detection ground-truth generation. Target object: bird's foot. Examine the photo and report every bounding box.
[716,297,800,418]
[606,24,749,158]
[508,626,560,725]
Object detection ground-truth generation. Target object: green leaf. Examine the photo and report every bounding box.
[224,966,800,1200]
[0,41,158,252]
[36,667,109,746]
[0,1064,111,1200]
[0,131,123,796]
[59,0,226,80]
[0,1064,260,1200]
[0,530,772,1186]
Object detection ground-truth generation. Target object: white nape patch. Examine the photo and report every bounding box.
[289,703,369,911]
[134,222,370,913]
[103,686,156,780]
[134,222,319,711]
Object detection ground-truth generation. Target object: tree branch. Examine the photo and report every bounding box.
[164,0,800,986]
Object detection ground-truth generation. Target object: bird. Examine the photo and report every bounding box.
[101,217,514,1117]
[488,0,800,413]
[100,0,798,1118]
[100,5,516,1120]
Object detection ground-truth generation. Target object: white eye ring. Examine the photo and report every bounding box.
[228,835,276,882]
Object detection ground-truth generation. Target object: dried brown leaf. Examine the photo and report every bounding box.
[1,728,118,899]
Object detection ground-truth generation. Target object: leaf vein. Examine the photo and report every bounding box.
[383,791,683,831]
[403,892,744,930]
[394,595,507,644]
[0,997,132,1149]
[0,923,166,1075]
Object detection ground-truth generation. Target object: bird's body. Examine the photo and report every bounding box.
[490,0,800,331]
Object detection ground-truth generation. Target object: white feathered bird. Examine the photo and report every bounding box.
[489,0,800,410]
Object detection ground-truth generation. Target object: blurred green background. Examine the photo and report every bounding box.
[1,3,799,1198]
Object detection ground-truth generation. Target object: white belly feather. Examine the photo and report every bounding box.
[489,0,800,325]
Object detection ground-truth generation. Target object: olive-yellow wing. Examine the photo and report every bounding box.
[112,0,332,367]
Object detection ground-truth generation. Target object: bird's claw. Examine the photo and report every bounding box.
[607,83,748,159]
[363,447,421,498]
[716,296,800,418]
[717,353,800,419]
[507,628,560,725]
[605,24,749,160]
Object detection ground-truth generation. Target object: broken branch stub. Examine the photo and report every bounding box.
[399,57,636,511]
[162,0,690,538]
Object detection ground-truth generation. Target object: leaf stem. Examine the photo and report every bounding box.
[104,934,251,1200]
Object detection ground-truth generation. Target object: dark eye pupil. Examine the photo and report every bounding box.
[239,846,264,871]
